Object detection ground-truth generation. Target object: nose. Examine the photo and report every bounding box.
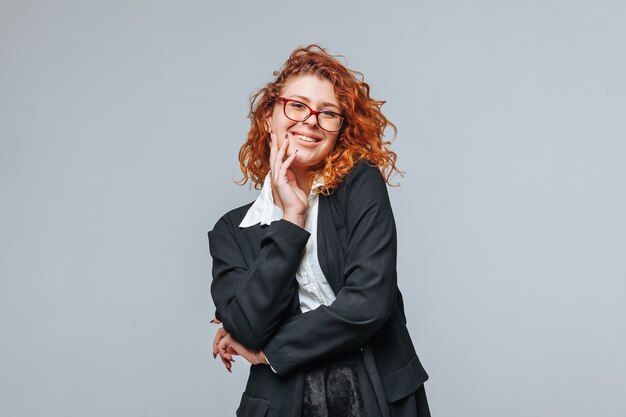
[303,113,320,128]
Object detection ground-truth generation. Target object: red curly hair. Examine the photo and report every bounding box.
[238,44,401,195]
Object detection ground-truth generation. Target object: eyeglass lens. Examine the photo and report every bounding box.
[283,100,343,132]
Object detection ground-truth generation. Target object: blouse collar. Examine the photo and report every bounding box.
[239,174,324,228]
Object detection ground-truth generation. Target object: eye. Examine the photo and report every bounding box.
[288,101,307,110]
[320,111,340,119]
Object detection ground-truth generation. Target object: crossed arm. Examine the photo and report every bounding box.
[209,161,399,375]
[209,133,310,369]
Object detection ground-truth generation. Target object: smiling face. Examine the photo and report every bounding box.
[268,75,341,173]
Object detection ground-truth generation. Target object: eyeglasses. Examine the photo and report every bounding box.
[277,97,344,132]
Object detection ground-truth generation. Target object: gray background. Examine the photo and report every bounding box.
[1,0,625,416]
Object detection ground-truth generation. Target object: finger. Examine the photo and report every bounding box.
[271,132,283,180]
[219,352,232,372]
[213,328,229,360]
[226,346,238,361]
[218,336,234,362]
[274,135,291,184]
[273,134,289,179]
[269,132,277,171]
[216,334,233,371]
[212,328,226,358]
[279,148,298,180]
[218,340,233,361]
[212,329,221,358]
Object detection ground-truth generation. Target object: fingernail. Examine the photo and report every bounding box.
[227,367,232,373]
[285,133,288,138]
[213,353,217,359]
[210,319,217,324]
[270,130,273,134]
[295,149,299,154]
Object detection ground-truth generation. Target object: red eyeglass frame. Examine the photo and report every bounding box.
[276,97,345,132]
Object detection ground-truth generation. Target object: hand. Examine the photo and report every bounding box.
[218,333,265,366]
[269,132,308,227]
[211,324,267,372]
[212,324,237,372]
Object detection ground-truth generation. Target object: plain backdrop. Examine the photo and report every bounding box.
[1,1,625,416]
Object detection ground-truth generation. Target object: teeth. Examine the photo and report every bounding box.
[295,134,319,143]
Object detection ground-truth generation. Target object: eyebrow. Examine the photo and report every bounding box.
[289,95,340,111]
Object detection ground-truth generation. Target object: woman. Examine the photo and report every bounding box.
[208,45,430,417]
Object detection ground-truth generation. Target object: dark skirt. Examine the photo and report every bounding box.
[301,350,384,417]
[301,350,431,417]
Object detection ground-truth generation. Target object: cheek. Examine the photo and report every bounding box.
[272,107,293,127]
[328,135,339,149]
[268,108,281,128]
[322,136,339,156]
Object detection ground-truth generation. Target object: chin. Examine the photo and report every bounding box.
[292,158,323,170]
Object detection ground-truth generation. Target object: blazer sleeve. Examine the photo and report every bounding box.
[208,217,310,349]
[262,163,398,375]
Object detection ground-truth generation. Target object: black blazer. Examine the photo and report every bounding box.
[209,162,429,417]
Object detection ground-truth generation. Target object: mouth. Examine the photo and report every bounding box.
[292,133,322,143]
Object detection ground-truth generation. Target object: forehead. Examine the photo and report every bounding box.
[280,75,339,106]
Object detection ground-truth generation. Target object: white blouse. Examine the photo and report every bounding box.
[239,174,336,313]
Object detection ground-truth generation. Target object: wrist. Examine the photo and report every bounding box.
[254,350,269,366]
[282,213,306,228]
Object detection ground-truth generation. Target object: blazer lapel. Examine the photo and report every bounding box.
[317,195,345,295]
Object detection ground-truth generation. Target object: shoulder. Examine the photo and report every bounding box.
[343,160,384,184]
[209,201,254,235]
[325,160,392,221]
[337,160,389,200]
